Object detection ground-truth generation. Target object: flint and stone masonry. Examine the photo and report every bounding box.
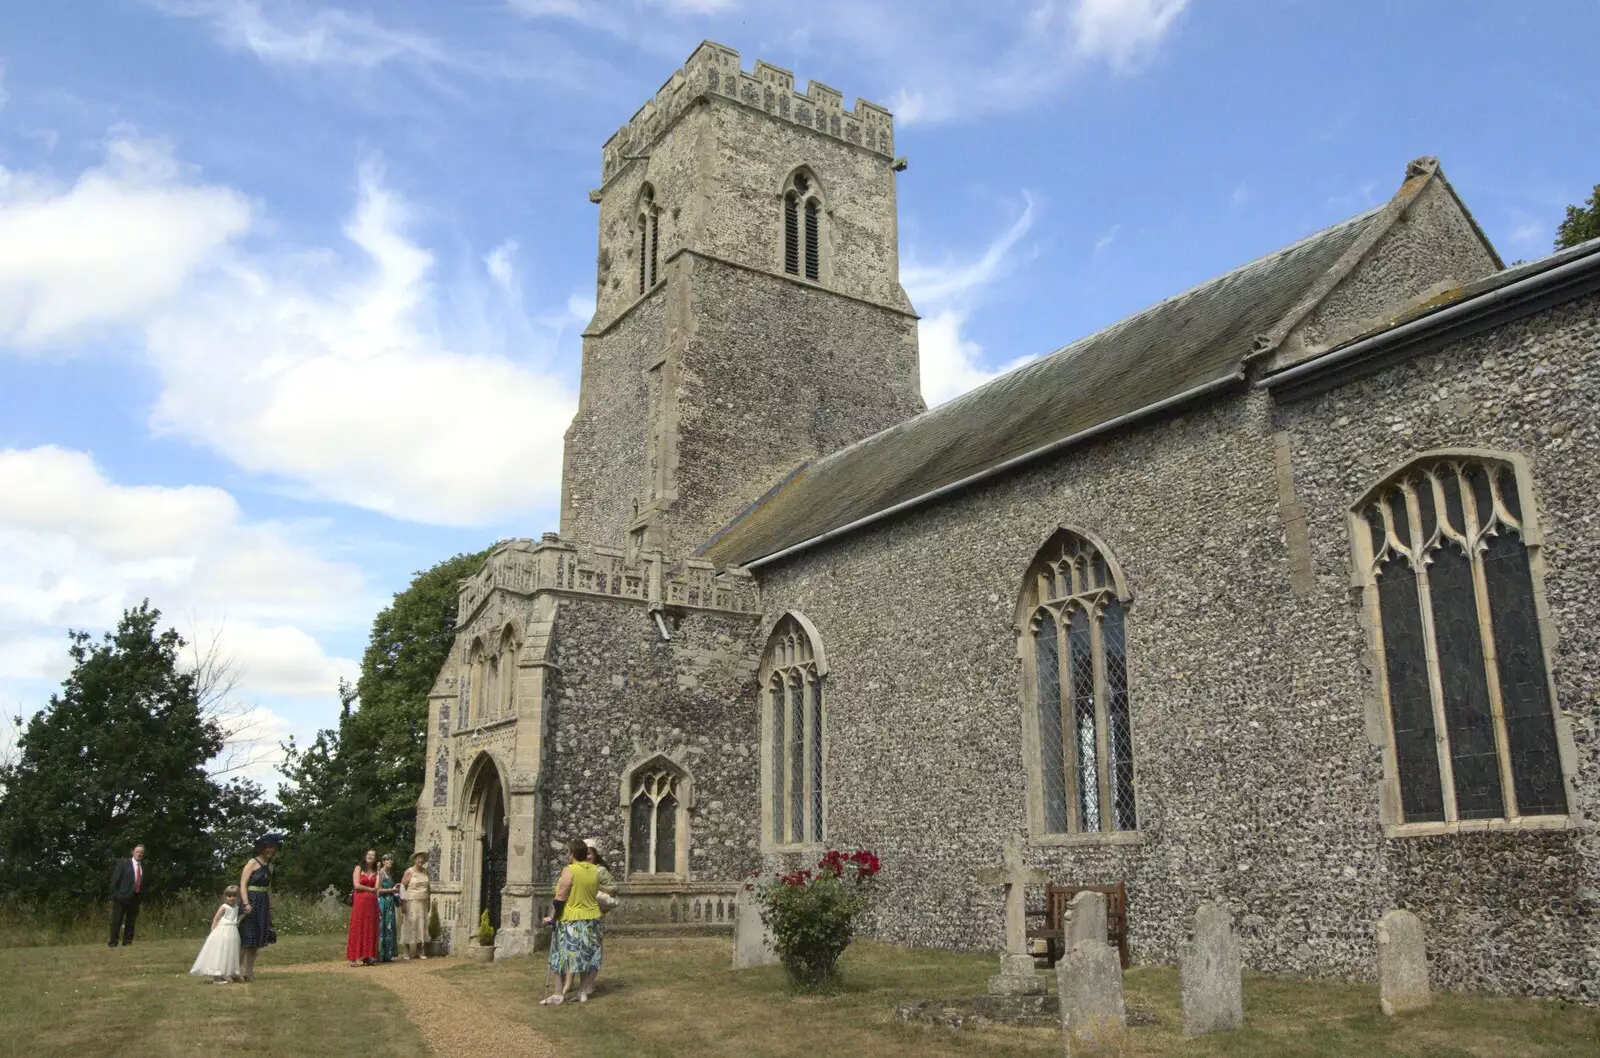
[414,41,1599,1001]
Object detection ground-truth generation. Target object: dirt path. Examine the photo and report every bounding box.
[276,957,557,1058]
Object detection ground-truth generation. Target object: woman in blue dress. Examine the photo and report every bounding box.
[377,853,399,963]
[237,833,282,982]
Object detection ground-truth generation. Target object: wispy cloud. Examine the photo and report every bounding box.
[1509,221,1544,248]
[1230,182,1249,207]
[903,194,1039,406]
[148,0,450,71]
[1093,223,1120,255]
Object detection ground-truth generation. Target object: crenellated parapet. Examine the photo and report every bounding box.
[600,40,894,184]
[457,534,760,627]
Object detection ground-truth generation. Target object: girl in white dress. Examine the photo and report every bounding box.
[190,885,244,983]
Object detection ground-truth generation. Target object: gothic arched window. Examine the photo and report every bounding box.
[1019,529,1137,839]
[496,626,519,715]
[636,184,660,294]
[781,170,823,282]
[465,638,486,724]
[620,757,690,878]
[760,613,826,848]
[1352,451,1572,833]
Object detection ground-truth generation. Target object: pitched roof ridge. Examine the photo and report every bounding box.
[1249,156,1444,360]
[791,200,1388,481]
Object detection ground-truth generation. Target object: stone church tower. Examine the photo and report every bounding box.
[414,42,915,956]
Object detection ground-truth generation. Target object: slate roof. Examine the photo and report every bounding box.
[698,182,1422,569]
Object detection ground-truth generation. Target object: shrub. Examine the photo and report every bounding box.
[428,902,441,941]
[476,908,495,946]
[748,849,879,990]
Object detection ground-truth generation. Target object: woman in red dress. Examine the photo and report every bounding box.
[346,849,381,966]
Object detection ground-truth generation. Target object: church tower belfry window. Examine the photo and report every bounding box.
[1018,529,1138,841]
[636,184,660,294]
[1351,450,1575,835]
[760,613,826,849]
[781,170,823,282]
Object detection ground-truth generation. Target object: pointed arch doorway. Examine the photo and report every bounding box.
[463,754,510,933]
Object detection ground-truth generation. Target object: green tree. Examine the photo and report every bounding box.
[0,603,257,902]
[1555,183,1600,250]
[275,549,487,892]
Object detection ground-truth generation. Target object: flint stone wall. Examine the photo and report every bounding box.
[539,593,764,884]
[753,295,1598,1000]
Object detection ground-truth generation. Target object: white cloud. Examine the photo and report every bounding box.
[0,130,250,347]
[485,239,520,294]
[1230,182,1249,207]
[903,195,1038,406]
[150,0,447,70]
[1509,221,1544,248]
[1093,223,1120,255]
[1067,0,1189,70]
[143,164,577,524]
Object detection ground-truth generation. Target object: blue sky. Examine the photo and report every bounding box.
[1,0,1596,782]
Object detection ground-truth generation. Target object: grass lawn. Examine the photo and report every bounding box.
[447,937,1600,1058]
[0,934,427,1057]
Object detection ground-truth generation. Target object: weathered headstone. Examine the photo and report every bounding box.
[1056,927,1127,1056]
[1180,902,1242,1036]
[732,900,779,969]
[318,884,342,918]
[1067,889,1109,953]
[1376,909,1431,1015]
[977,831,1049,995]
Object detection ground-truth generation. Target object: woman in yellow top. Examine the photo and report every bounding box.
[540,838,603,1005]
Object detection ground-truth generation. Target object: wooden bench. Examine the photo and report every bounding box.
[1025,881,1130,970]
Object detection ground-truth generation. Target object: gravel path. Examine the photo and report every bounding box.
[276,957,558,1058]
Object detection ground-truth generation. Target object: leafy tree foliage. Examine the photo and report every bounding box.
[1555,184,1600,250]
[275,549,487,893]
[0,603,273,902]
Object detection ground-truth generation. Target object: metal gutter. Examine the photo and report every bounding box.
[1260,238,1600,401]
[742,369,1247,571]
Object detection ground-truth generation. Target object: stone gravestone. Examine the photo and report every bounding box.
[1056,891,1126,1057]
[1376,909,1431,1015]
[1180,902,1242,1036]
[976,832,1048,996]
[1067,890,1109,953]
[732,899,779,969]
[318,884,342,919]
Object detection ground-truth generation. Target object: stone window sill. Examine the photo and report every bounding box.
[1384,814,1582,839]
[1030,830,1145,848]
[763,842,826,857]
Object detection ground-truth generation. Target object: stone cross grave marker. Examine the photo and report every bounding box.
[1180,901,1243,1036]
[1376,909,1431,1015]
[318,884,342,919]
[977,831,1048,995]
[1056,891,1126,1056]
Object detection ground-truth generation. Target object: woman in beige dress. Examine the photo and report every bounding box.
[398,851,432,960]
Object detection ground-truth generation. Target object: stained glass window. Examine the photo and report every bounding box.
[1357,455,1568,826]
[761,614,826,847]
[1022,530,1138,836]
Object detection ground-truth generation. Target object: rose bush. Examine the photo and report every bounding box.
[748,849,880,989]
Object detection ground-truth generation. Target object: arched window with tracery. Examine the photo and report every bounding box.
[1352,450,1572,832]
[636,184,660,294]
[760,613,826,848]
[620,757,689,878]
[1019,529,1137,838]
[781,170,823,282]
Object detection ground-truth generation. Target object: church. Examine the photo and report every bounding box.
[415,41,1598,1001]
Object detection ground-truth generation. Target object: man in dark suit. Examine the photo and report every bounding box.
[108,844,147,947]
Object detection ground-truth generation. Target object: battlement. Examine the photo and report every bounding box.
[600,41,894,184]
[456,535,760,627]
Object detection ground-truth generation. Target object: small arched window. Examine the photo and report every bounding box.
[636,184,660,294]
[1352,451,1571,831]
[497,626,519,715]
[760,613,826,848]
[1019,529,1137,838]
[621,757,690,877]
[781,170,823,282]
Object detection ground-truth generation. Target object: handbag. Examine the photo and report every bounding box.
[596,891,619,913]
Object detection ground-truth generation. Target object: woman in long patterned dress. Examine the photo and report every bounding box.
[398,851,432,960]
[376,853,399,963]
[346,849,381,966]
[237,833,282,982]
[540,838,603,1005]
